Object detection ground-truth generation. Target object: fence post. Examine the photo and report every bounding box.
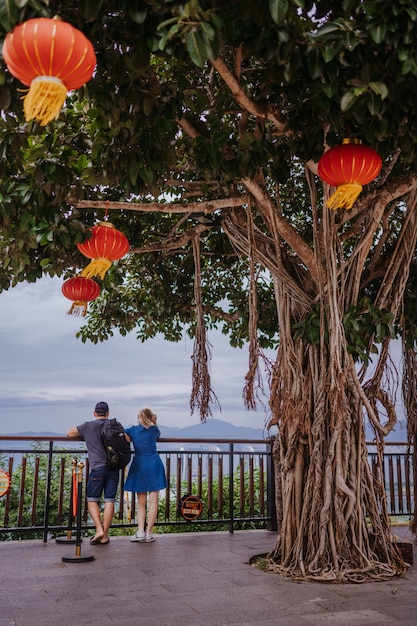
[42,441,54,542]
[266,439,277,531]
[229,443,234,533]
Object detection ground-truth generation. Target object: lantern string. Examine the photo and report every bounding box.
[104,201,109,220]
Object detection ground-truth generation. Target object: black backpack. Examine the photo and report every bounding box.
[101,419,131,470]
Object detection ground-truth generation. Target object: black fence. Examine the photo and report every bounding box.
[367,444,414,516]
[0,436,413,541]
[0,436,274,541]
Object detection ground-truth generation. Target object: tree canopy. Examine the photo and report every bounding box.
[1,0,417,581]
[0,1,416,333]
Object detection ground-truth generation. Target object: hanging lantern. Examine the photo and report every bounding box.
[2,17,96,125]
[318,139,382,210]
[78,221,130,280]
[62,276,100,316]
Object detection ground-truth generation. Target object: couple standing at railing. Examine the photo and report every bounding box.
[66,401,167,545]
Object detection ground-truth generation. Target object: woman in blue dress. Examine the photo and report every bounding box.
[124,408,167,543]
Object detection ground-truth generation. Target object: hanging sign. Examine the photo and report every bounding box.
[0,469,11,497]
[179,494,203,521]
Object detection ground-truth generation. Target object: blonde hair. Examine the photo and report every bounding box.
[138,408,157,428]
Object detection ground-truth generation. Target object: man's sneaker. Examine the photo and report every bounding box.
[130,530,145,542]
[145,533,156,542]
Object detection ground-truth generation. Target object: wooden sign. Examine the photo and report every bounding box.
[179,494,203,521]
[0,469,10,497]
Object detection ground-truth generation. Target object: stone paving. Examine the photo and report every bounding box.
[0,527,416,625]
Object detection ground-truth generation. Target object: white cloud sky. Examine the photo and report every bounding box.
[0,277,273,434]
[1,277,407,441]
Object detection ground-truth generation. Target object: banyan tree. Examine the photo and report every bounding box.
[1,0,417,581]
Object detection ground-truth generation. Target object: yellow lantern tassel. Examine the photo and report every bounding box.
[326,183,363,210]
[81,259,112,280]
[23,75,67,125]
[67,301,88,317]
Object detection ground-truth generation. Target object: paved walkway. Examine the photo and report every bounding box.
[0,527,416,625]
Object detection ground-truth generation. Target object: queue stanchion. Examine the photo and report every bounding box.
[56,459,80,544]
[62,461,94,563]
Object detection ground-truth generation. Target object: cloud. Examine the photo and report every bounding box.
[0,277,272,434]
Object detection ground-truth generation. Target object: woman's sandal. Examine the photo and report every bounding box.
[90,536,104,545]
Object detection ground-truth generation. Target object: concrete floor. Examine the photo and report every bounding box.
[0,527,416,625]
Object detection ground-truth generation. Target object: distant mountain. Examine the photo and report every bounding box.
[5,431,68,437]
[158,418,268,441]
[5,417,409,443]
[5,419,270,441]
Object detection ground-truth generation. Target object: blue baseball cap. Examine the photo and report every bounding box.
[95,401,109,415]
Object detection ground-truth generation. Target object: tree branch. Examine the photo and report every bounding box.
[129,223,215,254]
[72,197,247,214]
[242,177,319,284]
[343,172,417,224]
[176,116,200,139]
[210,56,288,133]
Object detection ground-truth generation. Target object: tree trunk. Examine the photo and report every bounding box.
[268,336,404,581]
[258,183,417,581]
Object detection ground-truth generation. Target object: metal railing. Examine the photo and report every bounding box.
[368,443,414,516]
[0,436,414,541]
[0,436,274,541]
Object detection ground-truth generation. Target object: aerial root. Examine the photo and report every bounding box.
[258,557,403,583]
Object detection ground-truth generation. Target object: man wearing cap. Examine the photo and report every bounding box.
[67,401,123,545]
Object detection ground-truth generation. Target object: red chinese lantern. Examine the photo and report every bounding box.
[62,275,100,316]
[2,17,96,125]
[78,221,130,280]
[318,139,382,210]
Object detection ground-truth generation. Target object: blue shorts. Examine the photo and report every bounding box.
[86,466,119,503]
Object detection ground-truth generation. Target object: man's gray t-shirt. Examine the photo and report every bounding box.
[77,419,108,469]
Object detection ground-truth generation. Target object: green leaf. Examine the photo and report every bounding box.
[350,319,360,332]
[157,16,179,32]
[402,56,417,77]
[308,51,323,79]
[369,81,388,99]
[77,154,88,171]
[370,24,387,45]
[128,1,148,25]
[79,0,103,21]
[321,46,336,63]
[269,0,288,25]
[353,85,367,97]
[139,165,153,185]
[129,162,141,186]
[200,21,215,42]
[367,93,381,116]
[397,48,409,61]
[343,31,358,51]
[186,30,209,68]
[322,83,338,98]
[311,22,343,39]
[406,7,417,20]
[0,0,18,31]
[340,91,357,111]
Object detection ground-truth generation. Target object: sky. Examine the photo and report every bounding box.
[0,277,273,435]
[0,276,409,441]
